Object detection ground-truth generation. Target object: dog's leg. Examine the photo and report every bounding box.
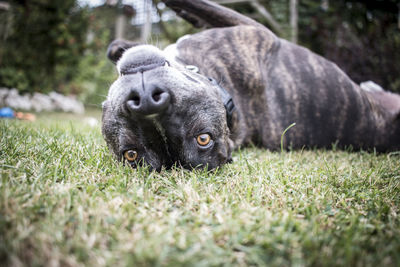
[162,0,272,33]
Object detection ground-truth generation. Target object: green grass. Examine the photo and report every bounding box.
[1,111,399,266]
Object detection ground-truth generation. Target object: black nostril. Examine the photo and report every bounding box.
[126,90,142,113]
[148,86,170,108]
[126,84,170,115]
[152,89,163,102]
[132,95,140,106]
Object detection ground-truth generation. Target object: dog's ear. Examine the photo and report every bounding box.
[107,39,139,64]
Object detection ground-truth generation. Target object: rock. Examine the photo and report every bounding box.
[5,88,32,111]
[0,88,9,107]
[49,92,85,114]
[0,88,85,114]
[360,81,384,92]
[30,92,55,112]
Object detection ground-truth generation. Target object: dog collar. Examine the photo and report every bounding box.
[208,77,236,129]
[184,65,236,129]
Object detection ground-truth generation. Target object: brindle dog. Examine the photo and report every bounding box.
[102,0,400,171]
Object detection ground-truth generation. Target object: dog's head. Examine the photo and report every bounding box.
[102,40,233,171]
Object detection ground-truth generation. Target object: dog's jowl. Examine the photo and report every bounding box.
[102,0,400,171]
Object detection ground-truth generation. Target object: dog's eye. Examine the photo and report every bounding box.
[124,150,138,162]
[196,133,211,147]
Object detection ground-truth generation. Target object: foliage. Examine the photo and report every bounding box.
[67,20,117,107]
[0,0,89,94]
[158,18,200,44]
[298,0,400,93]
[68,49,116,108]
[1,114,400,266]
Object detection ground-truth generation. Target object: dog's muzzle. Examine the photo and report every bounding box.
[118,47,171,116]
[125,82,171,116]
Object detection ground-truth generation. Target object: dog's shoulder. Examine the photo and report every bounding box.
[170,25,278,79]
[176,25,277,58]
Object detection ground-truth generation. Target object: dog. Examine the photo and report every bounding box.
[102,0,400,171]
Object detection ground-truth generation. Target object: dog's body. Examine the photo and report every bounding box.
[173,25,400,151]
[102,0,400,171]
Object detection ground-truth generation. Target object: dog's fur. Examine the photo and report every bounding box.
[102,0,400,171]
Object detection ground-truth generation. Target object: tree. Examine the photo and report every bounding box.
[0,0,89,94]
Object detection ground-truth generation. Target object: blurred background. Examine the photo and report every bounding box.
[0,0,399,110]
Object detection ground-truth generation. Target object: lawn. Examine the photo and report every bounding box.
[1,111,399,266]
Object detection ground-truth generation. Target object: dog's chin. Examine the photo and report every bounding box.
[184,156,231,171]
[181,163,219,172]
[122,152,230,172]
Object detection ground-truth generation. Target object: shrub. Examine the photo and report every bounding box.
[0,0,89,94]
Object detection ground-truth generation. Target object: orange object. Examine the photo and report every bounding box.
[15,112,36,121]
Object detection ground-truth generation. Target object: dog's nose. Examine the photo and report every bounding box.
[126,83,170,116]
